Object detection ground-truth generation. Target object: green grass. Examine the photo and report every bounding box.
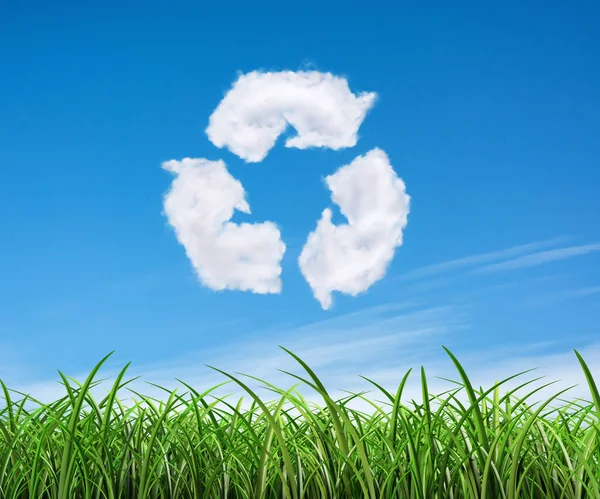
[0,347,599,498]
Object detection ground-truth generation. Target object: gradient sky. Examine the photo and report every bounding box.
[1,0,599,403]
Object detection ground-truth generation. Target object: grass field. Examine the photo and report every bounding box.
[0,346,599,498]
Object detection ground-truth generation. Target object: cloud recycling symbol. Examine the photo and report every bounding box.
[162,70,410,309]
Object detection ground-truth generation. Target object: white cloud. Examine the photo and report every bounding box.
[299,148,410,309]
[162,158,285,293]
[206,70,377,162]
[475,243,600,273]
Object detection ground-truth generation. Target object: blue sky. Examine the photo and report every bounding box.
[1,1,599,402]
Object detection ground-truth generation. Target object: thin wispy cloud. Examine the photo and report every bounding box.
[399,237,569,281]
[574,286,600,296]
[299,149,410,309]
[162,158,285,293]
[447,274,564,303]
[475,243,600,274]
[7,302,599,414]
[206,70,376,162]
[5,303,460,406]
[526,285,600,307]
